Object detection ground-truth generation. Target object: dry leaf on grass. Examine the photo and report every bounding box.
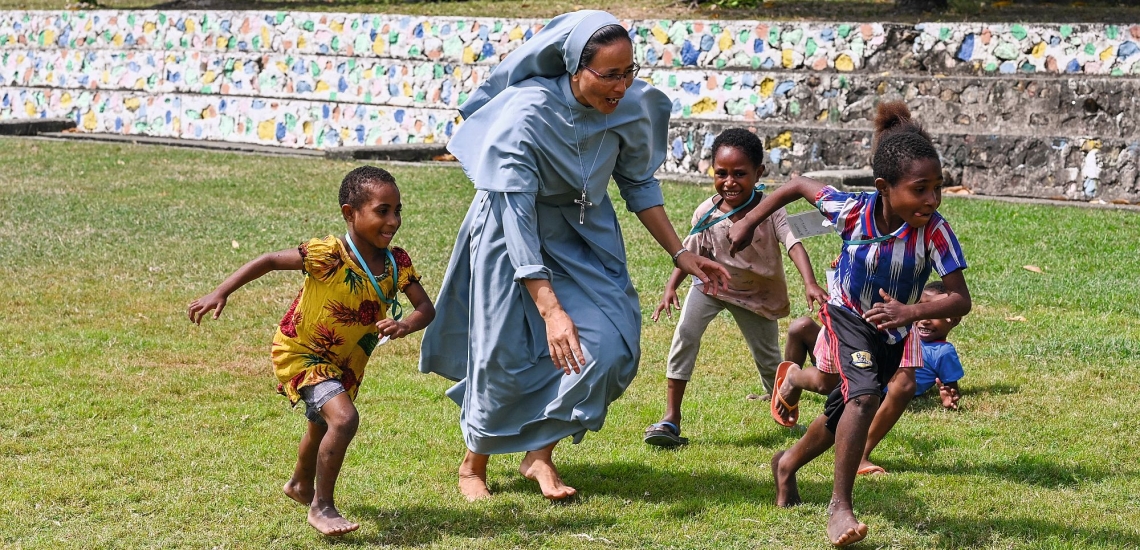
[1023,265,1043,273]
[1005,315,1027,322]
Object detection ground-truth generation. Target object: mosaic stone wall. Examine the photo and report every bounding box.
[2,10,1139,200]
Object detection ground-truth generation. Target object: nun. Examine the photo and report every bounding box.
[419,10,730,501]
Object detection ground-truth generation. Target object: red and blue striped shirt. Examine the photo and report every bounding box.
[815,186,967,344]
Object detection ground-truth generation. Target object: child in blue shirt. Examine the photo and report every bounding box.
[911,280,964,410]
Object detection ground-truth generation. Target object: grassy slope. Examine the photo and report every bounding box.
[1,137,1138,548]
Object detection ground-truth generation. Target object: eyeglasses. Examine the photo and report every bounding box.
[581,63,641,85]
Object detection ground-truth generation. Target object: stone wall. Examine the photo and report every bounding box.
[3,11,1139,201]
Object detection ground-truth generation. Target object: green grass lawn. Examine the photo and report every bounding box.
[2,137,1139,549]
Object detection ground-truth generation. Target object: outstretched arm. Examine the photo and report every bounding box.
[188,248,303,324]
[636,205,730,296]
[728,176,828,255]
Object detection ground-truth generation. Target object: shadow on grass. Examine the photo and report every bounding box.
[340,500,616,546]
[500,460,836,517]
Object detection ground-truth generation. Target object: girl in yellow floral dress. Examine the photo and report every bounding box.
[188,166,435,537]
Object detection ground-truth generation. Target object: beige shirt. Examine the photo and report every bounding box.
[683,194,800,320]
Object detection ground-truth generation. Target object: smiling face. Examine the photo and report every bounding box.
[712,145,765,209]
[914,289,960,342]
[878,156,944,229]
[342,182,401,251]
[570,39,635,115]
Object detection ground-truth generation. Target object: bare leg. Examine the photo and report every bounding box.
[459,450,491,501]
[784,316,821,367]
[860,369,916,474]
[519,441,576,500]
[307,393,361,537]
[661,378,687,427]
[772,414,836,507]
[284,420,326,506]
[827,394,878,547]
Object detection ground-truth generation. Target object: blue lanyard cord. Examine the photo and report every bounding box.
[689,187,762,236]
[842,234,896,246]
[343,233,403,321]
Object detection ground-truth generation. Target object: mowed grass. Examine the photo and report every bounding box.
[2,137,1139,549]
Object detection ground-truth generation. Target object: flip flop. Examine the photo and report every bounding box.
[643,421,688,448]
[770,361,800,428]
[857,465,887,476]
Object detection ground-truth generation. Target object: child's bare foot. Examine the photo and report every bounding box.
[520,451,577,500]
[459,451,492,502]
[771,450,802,507]
[826,507,868,547]
[307,504,360,537]
[856,460,887,476]
[283,479,315,506]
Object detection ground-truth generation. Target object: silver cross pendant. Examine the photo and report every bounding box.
[574,189,594,224]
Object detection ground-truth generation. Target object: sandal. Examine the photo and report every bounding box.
[643,421,689,448]
[770,361,800,428]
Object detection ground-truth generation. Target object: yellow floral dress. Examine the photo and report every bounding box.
[272,235,420,405]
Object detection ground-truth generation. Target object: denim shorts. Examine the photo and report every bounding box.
[299,379,346,425]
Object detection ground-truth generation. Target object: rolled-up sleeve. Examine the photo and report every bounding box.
[500,192,552,282]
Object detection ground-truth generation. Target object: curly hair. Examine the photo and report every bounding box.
[339,165,397,209]
[923,280,947,295]
[711,128,765,168]
[871,101,940,186]
[579,24,632,69]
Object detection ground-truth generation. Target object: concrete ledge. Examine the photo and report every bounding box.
[34,132,325,157]
[325,144,450,162]
[0,118,76,136]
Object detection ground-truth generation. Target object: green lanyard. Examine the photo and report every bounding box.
[343,233,403,321]
[689,187,762,236]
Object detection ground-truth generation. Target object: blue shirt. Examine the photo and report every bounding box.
[915,340,964,395]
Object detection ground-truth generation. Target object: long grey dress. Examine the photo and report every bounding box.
[418,71,672,454]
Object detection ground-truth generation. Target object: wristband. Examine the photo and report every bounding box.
[671,248,687,267]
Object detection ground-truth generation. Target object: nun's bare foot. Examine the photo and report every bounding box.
[520,449,576,500]
[772,450,802,507]
[826,505,868,547]
[307,504,360,537]
[459,450,491,502]
[283,479,314,506]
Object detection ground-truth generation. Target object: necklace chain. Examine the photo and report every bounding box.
[562,84,608,224]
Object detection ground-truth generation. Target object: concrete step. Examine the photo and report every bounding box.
[0,117,75,135]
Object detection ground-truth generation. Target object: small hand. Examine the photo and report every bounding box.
[804,281,828,313]
[188,291,228,325]
[676,252,731,297]
[544,309,585,375]
[376,319,411,339]
[652,288,681,322]
[862,289,912,330]
[937,378,960,410]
